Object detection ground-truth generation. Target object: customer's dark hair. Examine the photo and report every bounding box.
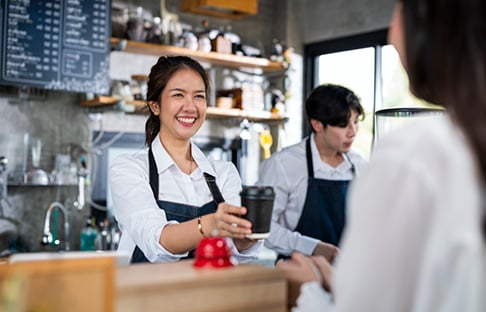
[400,0,486,237]
[305,84,364,132]
[144,56,210,146]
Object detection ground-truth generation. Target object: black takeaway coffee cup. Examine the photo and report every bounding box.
[239,186,275,239]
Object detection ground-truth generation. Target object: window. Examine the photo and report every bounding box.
[304,30,434,157]
[381,45,433,109]
[316,47,376,157]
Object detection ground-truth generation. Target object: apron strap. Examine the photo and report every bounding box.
[148,147,158,199]
[306,137,314,178]
[203,172,225,205]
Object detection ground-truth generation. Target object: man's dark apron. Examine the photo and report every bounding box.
[131,148,225,264]
[279,137,356,260]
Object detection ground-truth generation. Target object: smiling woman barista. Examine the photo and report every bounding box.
[257,84,366,261]
[110,56,262,264]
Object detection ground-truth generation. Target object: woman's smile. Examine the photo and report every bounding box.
[176,116,197,125]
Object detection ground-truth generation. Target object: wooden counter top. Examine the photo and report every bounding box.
[116,260,287,312]
[0,256,287,312]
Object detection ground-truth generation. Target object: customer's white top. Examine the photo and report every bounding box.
[257,133,367,256]
[294,115,486,311]
[110,134,262,263]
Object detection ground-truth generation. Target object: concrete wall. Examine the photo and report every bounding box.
[0,0,394,254]
[289,0,394,50]
[281,0,395,143]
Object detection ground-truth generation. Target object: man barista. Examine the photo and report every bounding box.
[257,84,366,261]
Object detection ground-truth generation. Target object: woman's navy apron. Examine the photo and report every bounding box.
[279,137,356,260]
[131,148,225,264]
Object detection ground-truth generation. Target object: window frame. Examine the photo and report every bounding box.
[303,29,388,138]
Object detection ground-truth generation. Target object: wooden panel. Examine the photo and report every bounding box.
[116,260,287,312]
[0,257,115,312]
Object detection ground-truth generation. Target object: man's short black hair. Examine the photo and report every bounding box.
[305,84,364,131]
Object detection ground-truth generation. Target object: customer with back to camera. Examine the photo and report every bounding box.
[276,0,486,311]
[257,83,366,262]
[110,56,262,264]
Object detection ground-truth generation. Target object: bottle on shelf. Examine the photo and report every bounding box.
[79,217,100,251]
[99,219,112,251]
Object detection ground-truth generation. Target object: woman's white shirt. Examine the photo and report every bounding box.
[110,134,262,263]
[296,115,485,311]
[257,132,367,256]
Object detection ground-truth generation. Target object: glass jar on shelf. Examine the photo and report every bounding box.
[130,75,148,101]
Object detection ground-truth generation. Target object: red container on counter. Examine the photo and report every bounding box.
[193,236,236,268]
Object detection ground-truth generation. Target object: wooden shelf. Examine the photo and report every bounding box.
[181,0,257,19]
[80,97,286,122]
[80,97,147,113]
[111,38,288,73]
[206,106,287,123]
[80,95,118,107]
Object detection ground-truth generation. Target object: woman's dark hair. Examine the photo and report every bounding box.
[400,0,486,237]
[144,56,210,146]
[305,84,364,132]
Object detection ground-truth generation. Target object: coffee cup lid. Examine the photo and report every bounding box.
[240,186,274,199]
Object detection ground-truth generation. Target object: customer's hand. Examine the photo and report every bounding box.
[276,252,323,285]
[309,254,333,292]
[277,252,332,307]
[312,241,339,263]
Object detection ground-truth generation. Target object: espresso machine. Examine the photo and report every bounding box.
[374,107,445,145]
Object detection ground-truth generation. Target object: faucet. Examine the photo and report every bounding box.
[41,202,70,251]
[0,156,7,200]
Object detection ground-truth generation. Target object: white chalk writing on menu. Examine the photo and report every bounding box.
[1,0,111,94]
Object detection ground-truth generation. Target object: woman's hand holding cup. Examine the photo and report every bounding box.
[213,202,252,239]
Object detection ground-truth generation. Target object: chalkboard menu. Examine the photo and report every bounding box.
[0,0,111,94]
